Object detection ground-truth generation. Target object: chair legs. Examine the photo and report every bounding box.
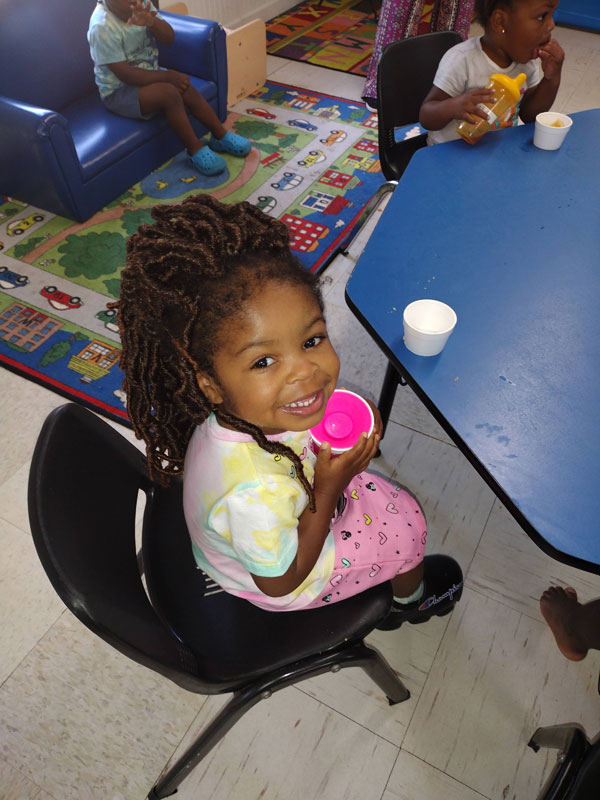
[147,639,409,798]
[529,723,588,753]
[352,641,411,705]
[528,724,590,800]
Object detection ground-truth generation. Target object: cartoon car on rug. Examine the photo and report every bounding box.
[0,242,4,251]
[40,286,83,311]
[320,129,347,146]
[270,172,303,191]
[96,307,119,333]
[287,118,317,131]
[297,150,326,167]
[0,265,29,289]
[6,214,45,236]
[246,107,276,119]
[255,196,277,213]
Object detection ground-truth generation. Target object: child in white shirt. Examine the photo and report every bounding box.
[420,0,564,144]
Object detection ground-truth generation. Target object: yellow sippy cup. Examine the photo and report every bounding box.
[456,72,526,144]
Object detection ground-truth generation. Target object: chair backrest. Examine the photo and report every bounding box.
[27,403,205,692]
[377,31,462,180]
[0,0,97,110]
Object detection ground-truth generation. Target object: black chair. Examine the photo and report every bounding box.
[28,403,411,799]
[528,723,600,799]
[338,32,461,265]
[377,30,461,181]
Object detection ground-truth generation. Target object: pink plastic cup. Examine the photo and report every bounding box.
[308,389,374,456]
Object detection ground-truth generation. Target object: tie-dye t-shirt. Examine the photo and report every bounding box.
[183,414,336,610]
[87,1,164,98]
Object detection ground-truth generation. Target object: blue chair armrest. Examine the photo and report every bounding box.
[158,13,227,119]
[0,95,80,215]
[0,94,66,137]
[158,13,224,78]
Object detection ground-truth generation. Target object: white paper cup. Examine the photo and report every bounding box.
[533,112,572,150]
[403,299,457,357]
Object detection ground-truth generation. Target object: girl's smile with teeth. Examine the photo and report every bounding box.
[284,393,318,409]
[281,390,326,418]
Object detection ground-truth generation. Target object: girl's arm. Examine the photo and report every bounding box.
[251,419,382,598]
[519,40,564,123]
[419,85,496,131]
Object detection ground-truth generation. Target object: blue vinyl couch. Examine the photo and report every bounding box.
[0,0,227,222]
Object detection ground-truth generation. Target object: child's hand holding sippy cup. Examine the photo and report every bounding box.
[311,391,382,502]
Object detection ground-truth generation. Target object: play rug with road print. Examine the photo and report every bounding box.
[0,80,400,424]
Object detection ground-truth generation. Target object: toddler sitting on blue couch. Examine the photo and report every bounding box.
[88,0,251,176]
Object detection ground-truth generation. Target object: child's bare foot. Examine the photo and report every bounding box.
[540,586,588,661]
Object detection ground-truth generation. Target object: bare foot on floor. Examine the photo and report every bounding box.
[540,586,588,661]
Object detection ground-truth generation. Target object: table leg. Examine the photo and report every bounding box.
[378,360,405,440]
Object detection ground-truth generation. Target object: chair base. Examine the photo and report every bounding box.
[528,724,591,800]
[148,639,409,799]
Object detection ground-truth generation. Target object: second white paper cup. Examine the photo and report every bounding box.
[533,112,572,150]
[403,299,457,356]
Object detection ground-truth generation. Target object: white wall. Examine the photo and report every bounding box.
[183,0,296,28]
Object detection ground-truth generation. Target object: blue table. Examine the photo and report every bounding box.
[346,109,600,574]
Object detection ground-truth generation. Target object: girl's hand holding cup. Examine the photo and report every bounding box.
[313,428,381,500]
[310,389,381,500]
[453,88,496,124]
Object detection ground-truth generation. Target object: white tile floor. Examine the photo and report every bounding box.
[2,23,600,800]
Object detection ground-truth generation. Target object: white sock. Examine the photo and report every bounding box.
[394,581,424,605]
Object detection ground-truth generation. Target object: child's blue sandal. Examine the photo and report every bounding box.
[189,146,226,176]
[209,130,251,157]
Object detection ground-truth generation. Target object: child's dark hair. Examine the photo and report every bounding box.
[474,0,522,26]
[113,195,323,509]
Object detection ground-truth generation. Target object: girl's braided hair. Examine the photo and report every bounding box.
[113,195,324,509]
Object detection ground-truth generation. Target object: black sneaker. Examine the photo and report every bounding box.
[376,554,463,631]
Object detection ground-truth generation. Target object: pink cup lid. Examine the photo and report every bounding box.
[309,389,374,452]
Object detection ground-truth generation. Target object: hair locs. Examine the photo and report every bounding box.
[113,195,321,509]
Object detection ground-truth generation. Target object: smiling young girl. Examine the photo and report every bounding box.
[419,0,565,144]
[115,196,462,628]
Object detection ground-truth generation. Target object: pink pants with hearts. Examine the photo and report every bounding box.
[300,472,426,609]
